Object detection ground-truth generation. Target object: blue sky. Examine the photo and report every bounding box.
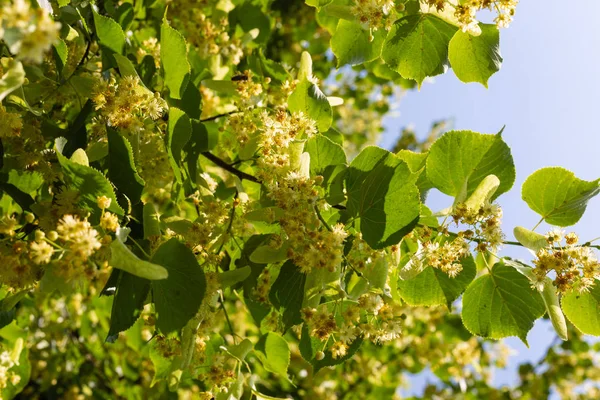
[381,0,600,393]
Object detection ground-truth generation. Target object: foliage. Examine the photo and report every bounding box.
[0,0,598,399]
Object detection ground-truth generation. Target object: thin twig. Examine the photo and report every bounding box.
[200,152,260,183]
[200,110,239,122]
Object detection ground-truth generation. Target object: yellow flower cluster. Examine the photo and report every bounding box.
[92,76,167,132]
[453,201,505,251]
[136,38,161,68]
[0,347,22,392]
[352,0,397,31]
[532,229,600,293]
[257,110,317,180]
[0,105,23,138]
[167,1,243,65]
[418,237,471,277]
[423,0,519,34]
[0,0,61,63]
[267,173,347,273]
[302,294,404,359]
[0,106,55,181]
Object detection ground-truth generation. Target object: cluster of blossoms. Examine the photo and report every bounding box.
[352,0,398,31]
[0,99,55,181]
[167,1,243,65]
[0,0,61,63]
[175,192,240,264]
[452,201,505,252]
[413,234,470,277]
[92,75,173,200]
[302,293,404,360]
[423,0,518,34]
[136,37,161,68]
[0,196,115,290]
[532,229,600,293]
[92,76,167,132]
[267,173,348,273]
[0,344,22,391]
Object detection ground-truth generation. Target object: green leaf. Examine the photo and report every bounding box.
[382,14,457,86]
[57,151,124,220]
[110,228,168,280]
[151,238,206,333]
[0,59,25,102]
[561,281,600,336]
[160,21,190,99]
[541,278,568,341]
[346,147,420,249]
[92,8,126,69]
[513,226,547,253]
[461,262,545,344]
[426,130,515,200]
[106,270,151,342]
[331,20,385,67]
[167,107,192,183]
[398,254,476,307]
[269,261,306,330]
[305,134,346,176]
[448,23,502,87]
[143,203,162,239]
[250,241,290,264]
[218,266,251,289]
[501,258,567,340]
[113,53,141,80]
[53,39,68,77]
[255,332,290,375]
[521,167,600,227]
[288,53,332,132]
[306,0,334,7]
[70,148,89,166]
[108,128,145,205]
[229,2,271,44]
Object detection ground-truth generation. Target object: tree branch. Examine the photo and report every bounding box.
[200,152,260,183]
[199,110,238,122]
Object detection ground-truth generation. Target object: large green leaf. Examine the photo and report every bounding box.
[254,332,290,375]
[398,254,476,307]
[92,9,126,69]
[382,14,457,86]
[561,281,600,336]
[331,20,385,67]
[107,128,145,205]
[167,107,192,183]
[0,59,25,102]
[106,270,151,342]
[305,134,346,176]
[269,261,306,330]
[448,23,502,87]
[151,238,206,333]
[461,262,545,344]
[57,152,124,220]
[426,130,515,200]
[346,147,420,249]
[521,167,600,227]
[288,52,332,132]
[160,21,190,99]
[110,228,168,280]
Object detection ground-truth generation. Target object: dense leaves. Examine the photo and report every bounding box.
[0,0,599,399]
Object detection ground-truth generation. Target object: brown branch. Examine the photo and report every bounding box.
[200,152,260,183]
[200,110,238,122]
